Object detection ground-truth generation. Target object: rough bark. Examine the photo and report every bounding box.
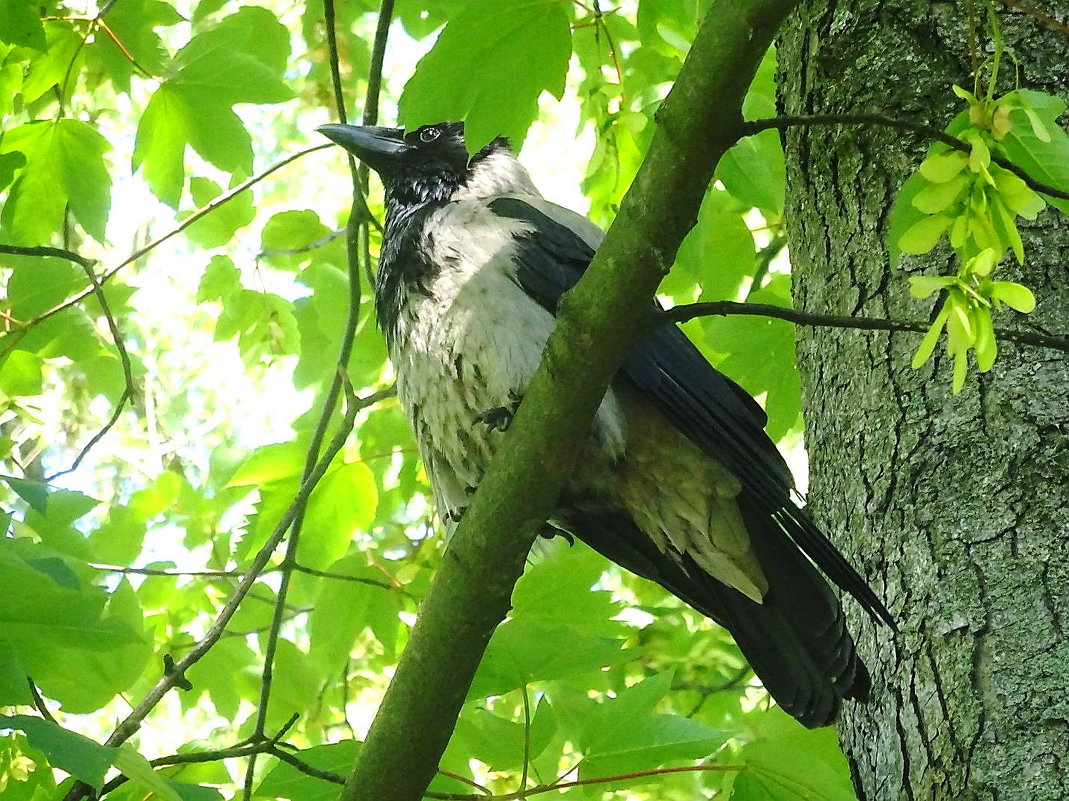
[778,2,1069,800]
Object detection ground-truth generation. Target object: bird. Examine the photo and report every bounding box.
[318,120,894,728]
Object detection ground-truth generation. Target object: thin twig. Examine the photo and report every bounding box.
[746,233,787,297]
[738,113,1069,201]
[86,560,401,592]
[46,260,136,480]
[519,684,532,793]
[293,563,395,590]
[423,763,745,800]
[438,770,493,796]
[662,300,1069,354]
[95,19,153,78]
[86,563,244,578]
[27,679,58,725]
[0,244,96,272]
[95,731,336,797]
[361,0,396,285]
[362,0,394,129]
[257,228,346,260]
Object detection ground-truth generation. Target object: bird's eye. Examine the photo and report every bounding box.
[419,127,440,143]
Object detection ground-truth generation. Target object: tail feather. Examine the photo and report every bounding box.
[556,502,871,728]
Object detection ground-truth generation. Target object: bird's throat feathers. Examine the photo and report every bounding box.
[376,138,541,346]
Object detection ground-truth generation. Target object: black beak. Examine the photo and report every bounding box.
[317,124,407,173]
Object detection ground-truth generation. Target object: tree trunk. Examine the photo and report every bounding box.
[777,3,1069,800]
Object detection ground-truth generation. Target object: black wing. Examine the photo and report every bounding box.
[489,196,892,626]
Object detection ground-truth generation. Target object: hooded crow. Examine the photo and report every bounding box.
[319,120,894,728]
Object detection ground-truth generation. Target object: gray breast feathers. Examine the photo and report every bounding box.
[386,199,625,526]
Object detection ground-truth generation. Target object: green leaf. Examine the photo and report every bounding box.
[133,8,292,206]
[227,441,307,487]
[998,90,1069,214]
[715,130,785,214]
[886,171,931,267]
[128,470,182,519]
[21,489,98,558]
[308,553,400,672]
[4,254,81,319]
[918,149,968,183]
[19,22,82,103]
[0,540,139,654]
[399,0,572,150]
[185,637,256,720]
[669,189,756,305]
[182,177,256,247]
[173,6,291,88]
[132,85,192,208]
[636,0,702,55]
[0,119,112,243]
[991,166,1045,220]
[209,289,300,363]
[394,0,453,38]
[987,281,1035,313]
[300,461,378,570]
[898,213,952,255]
[910,306,949,369]
[261,210,335,270]
[197,254,242,303]
[510,546,624,637]
[0,715,118,789]
[469,619,627,699]
[260,639,318,731]
[86,0,182,93]
[0,651,33,705]
[0,0,46,50]
[0,349,44,396]
[945,293,975,352]
[3,474,48,512]
[989,193,1025,263]
[731,708,855,800]
[257,742,357,801]
[0,149,25,192]
[908,275,955,299]
[87,506,147,565]
[973,307,997,372]
[911,174,968,214]
[580,671,726,781]
[454,698,556,772]
[113,748,182,801]
[15,575,150,712]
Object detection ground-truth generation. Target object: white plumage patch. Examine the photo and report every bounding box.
[389,198,625,526]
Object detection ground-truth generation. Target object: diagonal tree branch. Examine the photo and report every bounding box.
[338,0,803,798]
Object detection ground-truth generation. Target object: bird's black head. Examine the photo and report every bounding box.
[317,121,521,209]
